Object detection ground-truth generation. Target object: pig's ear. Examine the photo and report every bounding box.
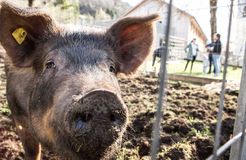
[0,2,57,67]
[106,14,159,74]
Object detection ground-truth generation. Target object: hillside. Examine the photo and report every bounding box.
[46,0,130,24]
[11,0,130,24]
[78,0,130,19]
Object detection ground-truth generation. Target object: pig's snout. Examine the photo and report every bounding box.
[66,90,128,138]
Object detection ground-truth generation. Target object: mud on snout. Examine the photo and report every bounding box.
[60,89,128,159]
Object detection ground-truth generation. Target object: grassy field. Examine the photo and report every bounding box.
[165,60,242,82]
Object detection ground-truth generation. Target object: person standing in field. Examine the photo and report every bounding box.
[184,38,199,73]
[206,42,215,74]
[212,33,222,77]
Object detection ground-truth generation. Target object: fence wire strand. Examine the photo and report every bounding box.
[207,131,243,160]
[150,0,173,159]
[210,0,234,159]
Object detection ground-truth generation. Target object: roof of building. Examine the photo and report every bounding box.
[124,0,162,16]
[124,0,207,41]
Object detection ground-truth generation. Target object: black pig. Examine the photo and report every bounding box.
[0,1,158,160]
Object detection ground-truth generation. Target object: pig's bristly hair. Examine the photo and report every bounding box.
[40,31,117,68]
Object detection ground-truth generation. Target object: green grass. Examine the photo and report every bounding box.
[166,60,242,81]
[0,103,11,116]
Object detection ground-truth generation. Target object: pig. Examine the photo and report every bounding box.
[0,1,158,160]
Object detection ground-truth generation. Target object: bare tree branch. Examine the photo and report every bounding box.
[28,0,34,7]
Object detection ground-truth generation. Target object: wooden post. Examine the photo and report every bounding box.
[230,42,246,160]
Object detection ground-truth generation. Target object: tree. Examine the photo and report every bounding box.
[209,0,217,40]
[28,0,34,7]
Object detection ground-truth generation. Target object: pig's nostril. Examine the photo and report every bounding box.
[75,118,86,130]
[81,113,92,122]
[110,114,116,122]
[74,113,92,130]
[110,114,120,124]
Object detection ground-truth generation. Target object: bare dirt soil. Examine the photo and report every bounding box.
[0,66,238,159]
[117,76,237,160]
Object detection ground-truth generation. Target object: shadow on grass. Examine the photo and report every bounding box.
[178,72,203,76]
[173,71,223,80]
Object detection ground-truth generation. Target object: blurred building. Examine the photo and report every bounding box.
[124,0,208,60]
[123,0,208,74]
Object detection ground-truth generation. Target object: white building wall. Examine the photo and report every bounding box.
[234,0,246,55]
[187,22,206,52]
[230,0,246,66]
[156,4,206,53]
[156,4,189,42]
[170,10,189,39]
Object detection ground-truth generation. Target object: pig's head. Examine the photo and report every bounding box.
[0,2,157,159]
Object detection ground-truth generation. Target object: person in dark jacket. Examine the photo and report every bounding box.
[152,47,165,66]
[212,33,222,76]
[184,38,199,73]
[206,43,215,74]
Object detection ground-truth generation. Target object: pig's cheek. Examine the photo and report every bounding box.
[30,108,56,146]
[41,109,56,144]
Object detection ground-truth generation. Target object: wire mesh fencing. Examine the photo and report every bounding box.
[1,0,245,159]
[150,0,246,159]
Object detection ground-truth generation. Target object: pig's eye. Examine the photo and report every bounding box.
[46,60,56,69]
[109,65,116,73]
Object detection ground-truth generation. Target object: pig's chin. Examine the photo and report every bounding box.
[53,131,123,160]
[52,118,126,159]
[72,138,121,160]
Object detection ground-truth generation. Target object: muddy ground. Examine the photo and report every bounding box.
[0,64,238,159]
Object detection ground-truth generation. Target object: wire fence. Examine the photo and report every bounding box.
[2,0,246,159]
[27,0,246,158]
[150,0,246,160]
[150,0,173,159]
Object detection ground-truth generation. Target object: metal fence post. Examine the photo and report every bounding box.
[230,41,246,160]
[150,0,173,159]
[211,0,234,159]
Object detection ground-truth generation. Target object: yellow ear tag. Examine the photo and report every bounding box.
[12,28,27,45]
